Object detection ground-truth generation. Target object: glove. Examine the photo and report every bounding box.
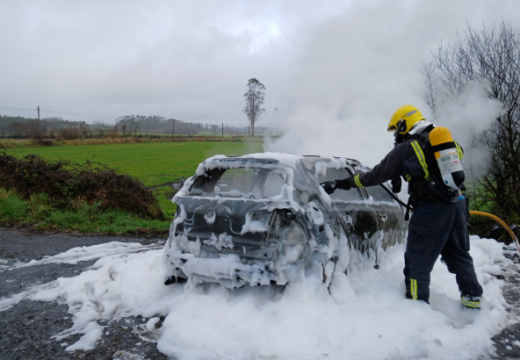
[320,181,337,195]
[391,177,402,193]
[335,178,352,191]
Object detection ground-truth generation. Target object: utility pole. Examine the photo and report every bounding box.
[222,123,223,138]
[37,106,41,138]
[172,119,174,139]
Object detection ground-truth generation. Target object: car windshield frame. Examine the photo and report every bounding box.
[188,164,288,200]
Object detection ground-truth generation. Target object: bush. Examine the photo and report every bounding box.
[56,127,81,141]
[0,188,169,234]
[0,153,164,220]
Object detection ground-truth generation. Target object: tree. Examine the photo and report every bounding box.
[25,120,46,140]
[422,21,520,222]
[243,78,266,137]
[121,121,128,137]
[79,122,92,138]
[8,122,25,137]
[108,124,119,139]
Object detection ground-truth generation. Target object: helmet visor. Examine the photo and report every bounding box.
[393,119,404,138]
[387,118,403,132]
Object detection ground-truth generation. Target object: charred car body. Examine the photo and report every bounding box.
[163,153,406,290]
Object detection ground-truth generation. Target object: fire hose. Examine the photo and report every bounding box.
[469,211,520,252]
[378,184,520,252]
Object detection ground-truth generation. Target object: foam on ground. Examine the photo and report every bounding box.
[0,236,512,359]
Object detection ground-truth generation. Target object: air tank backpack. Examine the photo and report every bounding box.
[419,126,465,203]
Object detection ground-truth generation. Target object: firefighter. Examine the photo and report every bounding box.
[321,105,483,308]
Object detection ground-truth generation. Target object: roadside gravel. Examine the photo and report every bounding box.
[489,252,520,360]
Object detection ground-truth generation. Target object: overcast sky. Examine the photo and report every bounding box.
[1,0,519,164]
[0,0,352,124]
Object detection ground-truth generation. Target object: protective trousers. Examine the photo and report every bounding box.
[403,198,483,303]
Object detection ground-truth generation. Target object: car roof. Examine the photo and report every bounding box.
[202,154,361,170]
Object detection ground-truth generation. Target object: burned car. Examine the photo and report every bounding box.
[163,153,406,290]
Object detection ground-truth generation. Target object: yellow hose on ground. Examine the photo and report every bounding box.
[470,210,520,252]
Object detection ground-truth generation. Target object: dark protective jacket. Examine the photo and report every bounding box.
[346,127,463,201]
[347,137,425,189]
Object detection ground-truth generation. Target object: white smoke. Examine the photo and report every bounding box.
[265,0,517,169]
[432,84,504,178]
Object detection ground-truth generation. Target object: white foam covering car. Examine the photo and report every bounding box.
[163,153,406,290]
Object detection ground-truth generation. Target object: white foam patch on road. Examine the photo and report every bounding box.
[4,242,161,272]
[0,280,61,312]
[0,242,161,311]
[2,236,513,358]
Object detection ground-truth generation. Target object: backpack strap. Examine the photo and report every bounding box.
[410,140,430,181]
[406,131,460,204]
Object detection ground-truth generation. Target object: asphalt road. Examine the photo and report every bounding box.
[0,226,519,360]
[0,227,168,360]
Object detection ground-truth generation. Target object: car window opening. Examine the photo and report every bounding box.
[317,167,364,201]
[189,168,285,199]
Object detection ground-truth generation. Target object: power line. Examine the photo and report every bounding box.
[43,109,115,120]
[0,108,36,112]
[0,106,116,120]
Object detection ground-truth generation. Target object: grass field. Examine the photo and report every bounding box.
[3,141,264,186]
[2,141,265,226]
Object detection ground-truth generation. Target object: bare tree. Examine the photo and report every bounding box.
[108,124,119,139]
[93,121,110,139]
[56,127,81,141]
[423,21,520,222]
[420,63,443,118]
[10,120,46,140]
[243,78,266,137]
[23,120,47,140]
[79,122,92,138]
[8,122,25,137]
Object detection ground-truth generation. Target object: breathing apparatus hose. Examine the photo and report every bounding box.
[377,184,408,207]
[378,185,520,252]
[469,211,520,252]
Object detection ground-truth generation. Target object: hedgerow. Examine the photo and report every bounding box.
[0,153,164,220]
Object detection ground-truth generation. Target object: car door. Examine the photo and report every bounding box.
[352,169,407,249]
[317,166,380,256]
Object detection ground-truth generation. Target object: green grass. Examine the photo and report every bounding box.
[0,188,170,234]
[3,141,264,186]
[1,141,264,234]
[156,186,177,219]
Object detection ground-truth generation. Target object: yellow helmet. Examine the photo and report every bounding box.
[387,105,425,135]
